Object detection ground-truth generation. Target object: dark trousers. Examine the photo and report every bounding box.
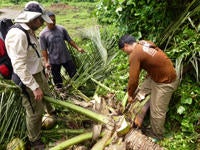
[51,60,76,88]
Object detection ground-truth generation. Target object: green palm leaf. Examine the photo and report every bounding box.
[159,0,200,47]
[0,78,26,147]
[65,26,118,97]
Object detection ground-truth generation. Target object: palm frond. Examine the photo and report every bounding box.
[159,0,200,47]
[0,78,26,146]
[81,26,108,64]
[65,26,118,97]
[189,54,200,82]
[175,54,184,81]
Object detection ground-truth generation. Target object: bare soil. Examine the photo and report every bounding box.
[0,3,74,20]
[0,7,21,19]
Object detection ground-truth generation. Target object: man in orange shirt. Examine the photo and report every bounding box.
[118,34,179,140]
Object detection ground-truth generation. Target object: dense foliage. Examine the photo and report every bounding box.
[0,78,26,148]
[95,0,200,149]
[8,0,96,4]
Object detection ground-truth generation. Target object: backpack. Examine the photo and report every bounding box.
[0,18,14,79]
[0,17,40,79]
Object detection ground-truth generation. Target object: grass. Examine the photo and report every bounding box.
[45,2,98,39]
[0,1,98,40]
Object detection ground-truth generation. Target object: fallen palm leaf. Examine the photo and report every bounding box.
[0,78,26,146]
[1,78,163,149]
[44,96,113,125]
[42,128,86,135]
[44,95,164,150]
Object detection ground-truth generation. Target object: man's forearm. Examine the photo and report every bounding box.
[42,50,49,63]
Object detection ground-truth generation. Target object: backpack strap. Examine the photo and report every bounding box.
[0,18,13,40]
[10,24,40,58]
[9,24,37,113]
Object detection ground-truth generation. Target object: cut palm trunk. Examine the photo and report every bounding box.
[125,129,164,150]
[134,100,150,127]
[125,95,150,127]
[44,95,164,150]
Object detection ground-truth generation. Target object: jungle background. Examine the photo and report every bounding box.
[0,0,199,149]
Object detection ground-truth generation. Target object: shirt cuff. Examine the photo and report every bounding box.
[29,82,39,91]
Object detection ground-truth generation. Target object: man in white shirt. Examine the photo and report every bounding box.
[5,1,55,149]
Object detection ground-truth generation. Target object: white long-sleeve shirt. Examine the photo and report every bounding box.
[5,23,43,91]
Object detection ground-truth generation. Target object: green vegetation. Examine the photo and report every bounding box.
[0,0,199,149]
[95,0,200,149]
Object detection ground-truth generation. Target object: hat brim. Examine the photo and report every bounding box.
[15,11,41,23]
[15,11,53,23]
[41,14,53,23]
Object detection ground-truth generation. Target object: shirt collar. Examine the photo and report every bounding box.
[19,23,30,31]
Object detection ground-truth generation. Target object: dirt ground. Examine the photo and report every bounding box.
[0,7,20,19]
[0,3,75,20]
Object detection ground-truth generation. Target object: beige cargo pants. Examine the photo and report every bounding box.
[139,76,179,136]
[22,72,54,142]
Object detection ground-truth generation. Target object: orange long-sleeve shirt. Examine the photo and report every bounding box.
[128,40,177,97]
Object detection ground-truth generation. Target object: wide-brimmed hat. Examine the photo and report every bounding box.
[15,1,53,23]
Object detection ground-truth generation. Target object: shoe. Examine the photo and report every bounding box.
[142,128,163,142]
[49,110,58,118]
[30,139,45,150]
[55,87,63,92]
[55,87,67,99]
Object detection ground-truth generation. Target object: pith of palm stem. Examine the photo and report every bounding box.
[91,129,113,150]
[125,95,150,124]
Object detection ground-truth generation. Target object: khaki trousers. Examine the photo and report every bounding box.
[22,72,54,142]
[139,76,179,136]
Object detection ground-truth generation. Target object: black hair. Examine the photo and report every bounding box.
[118,34,136,49]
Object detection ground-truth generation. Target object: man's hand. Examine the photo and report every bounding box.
[45,62,51,70]
[128,95,135,103]
[77,47,85,53]
[33,87,43,101]
[44,63,51,78]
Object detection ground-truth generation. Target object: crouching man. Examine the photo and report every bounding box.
[118,34,179,140]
